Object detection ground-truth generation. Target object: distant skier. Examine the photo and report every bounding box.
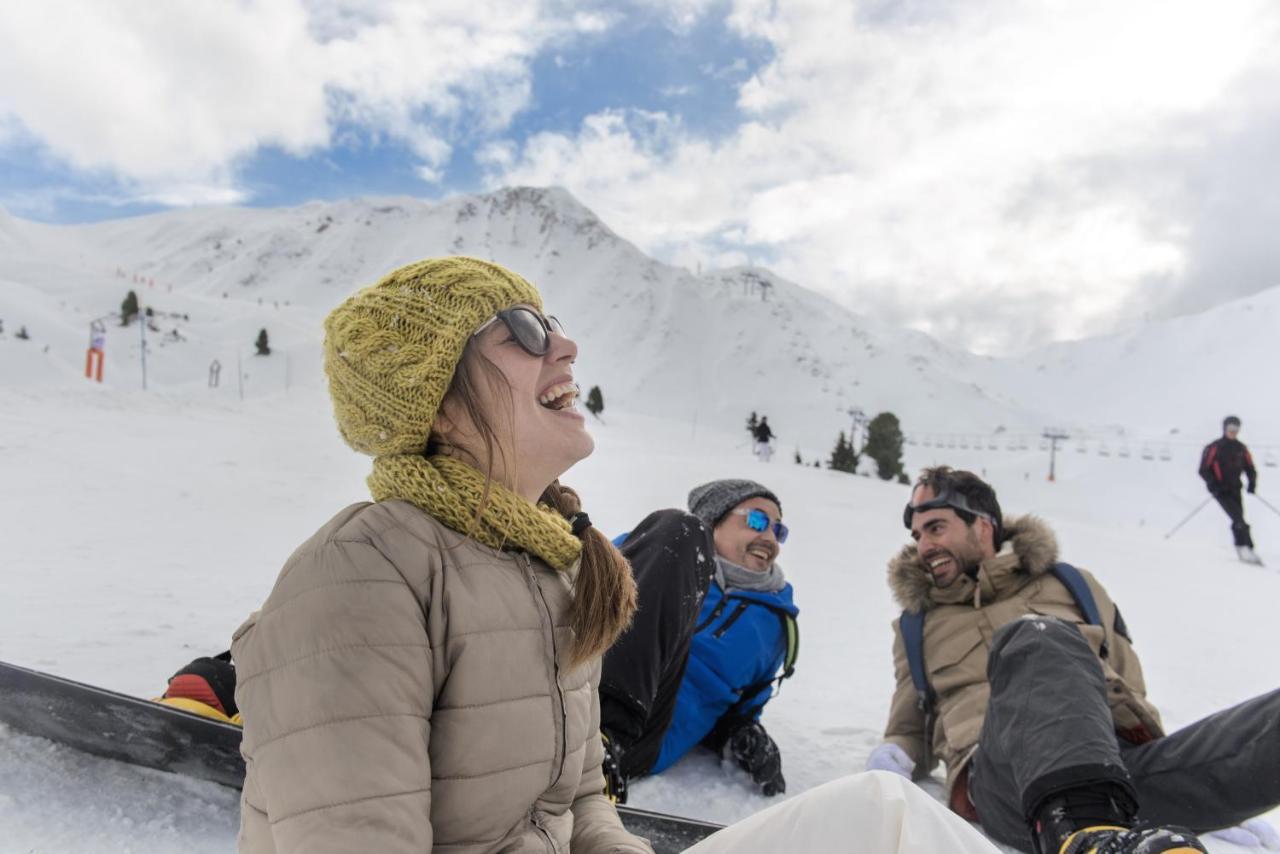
[867,466,1280,854]
[1199,415,1260,565]
[752,416,775,462]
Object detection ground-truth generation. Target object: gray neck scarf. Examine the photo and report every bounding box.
[715,555,787,593]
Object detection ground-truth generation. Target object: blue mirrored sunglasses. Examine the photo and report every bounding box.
[731,508,789,544]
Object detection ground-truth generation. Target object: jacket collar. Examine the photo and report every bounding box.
[886,514,1059,612]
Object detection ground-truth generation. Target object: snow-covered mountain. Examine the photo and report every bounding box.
[994,287,1280,439]
[0,186,1275,452]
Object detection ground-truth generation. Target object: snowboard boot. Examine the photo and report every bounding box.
[1237,545,1264,566]
[157,653,241,724]
[1057,825,1207,854]
[1032,783,1205,854]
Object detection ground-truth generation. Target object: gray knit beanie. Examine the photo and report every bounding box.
[687,479,782,528]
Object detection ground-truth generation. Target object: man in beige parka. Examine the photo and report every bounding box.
[866,467,1280,854]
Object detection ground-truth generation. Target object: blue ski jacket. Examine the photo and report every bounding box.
[651,577,798,773]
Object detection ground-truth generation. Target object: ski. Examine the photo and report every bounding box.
[0,659,722,851]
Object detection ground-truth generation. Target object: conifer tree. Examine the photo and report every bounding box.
[255,328,271,356]
[585,385,604,417]
[828,430,858,473]
[746,411,759,435]
[794,448,803,465]
[866,412,906,481]
[121,290,139,326]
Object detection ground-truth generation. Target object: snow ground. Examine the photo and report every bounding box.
[1,383,1277,853]
[2,190,1277,851]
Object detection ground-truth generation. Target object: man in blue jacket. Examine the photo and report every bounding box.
[600,479,799,801]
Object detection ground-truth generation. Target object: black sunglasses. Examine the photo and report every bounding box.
[473,306,565,356]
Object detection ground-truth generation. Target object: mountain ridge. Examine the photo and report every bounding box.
[0,186,1274,448]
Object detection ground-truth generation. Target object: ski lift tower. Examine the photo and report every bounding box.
[847,407,868,454]
[1043,427,1070,482]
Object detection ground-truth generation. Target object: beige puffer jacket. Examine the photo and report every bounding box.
[882,515,1163,801]
[231,500,652,854]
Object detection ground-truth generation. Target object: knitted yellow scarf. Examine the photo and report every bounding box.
[368,454,582,571]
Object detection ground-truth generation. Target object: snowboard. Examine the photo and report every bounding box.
[0,659,723,851]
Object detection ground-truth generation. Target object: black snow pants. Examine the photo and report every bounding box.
[969,616,1280,852]
[1214,490,1254,548]
[599,509,716,778]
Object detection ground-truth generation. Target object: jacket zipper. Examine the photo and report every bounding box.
[712,601,751,638]
[528,807,556,854]
[525,554,568,789]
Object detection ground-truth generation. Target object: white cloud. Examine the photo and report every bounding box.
[487,0,1280,353]
[0,0,582,204]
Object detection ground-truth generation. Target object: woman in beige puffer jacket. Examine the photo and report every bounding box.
[231,257,648,854]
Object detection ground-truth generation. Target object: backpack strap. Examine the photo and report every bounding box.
[728,607,800,714]
[778,611,799,680]
[898,609,934,778]
[1046,562,1108,658]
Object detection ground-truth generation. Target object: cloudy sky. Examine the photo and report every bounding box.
[2,0,1278,354]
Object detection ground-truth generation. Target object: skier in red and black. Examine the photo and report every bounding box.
[1199,415,1261,565]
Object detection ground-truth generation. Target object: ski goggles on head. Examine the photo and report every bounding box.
[903,487,995,530]
[473,306,565,357]
[731,508,789,544]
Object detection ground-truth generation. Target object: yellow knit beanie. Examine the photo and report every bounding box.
[323,256,543,457]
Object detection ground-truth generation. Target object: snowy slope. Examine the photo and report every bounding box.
[4,187,1276,458]
[0,188,1046,452]
[991,286,1280,439]
[2,187,1278,851]
[0,382,1277,853]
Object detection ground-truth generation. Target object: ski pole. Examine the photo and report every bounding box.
[1163,496,1213,540]
[1250,492,1280,518]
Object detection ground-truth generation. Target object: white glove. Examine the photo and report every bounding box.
[1208,818,1280,850]
[864,742,914,779]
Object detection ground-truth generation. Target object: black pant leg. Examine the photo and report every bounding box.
[969,617,1134,852]
[600,509,715,777]
[1215,491,1253,547]
[1120,688,1280,832]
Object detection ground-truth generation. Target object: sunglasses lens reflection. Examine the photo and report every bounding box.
[506,309,550,355]
[745,509,788,544]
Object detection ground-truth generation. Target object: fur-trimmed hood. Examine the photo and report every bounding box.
[887,514,1059,612]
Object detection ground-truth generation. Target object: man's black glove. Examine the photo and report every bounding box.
[725,720,786,796]
[601,731,628,804]
[1248,483,1257,495]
